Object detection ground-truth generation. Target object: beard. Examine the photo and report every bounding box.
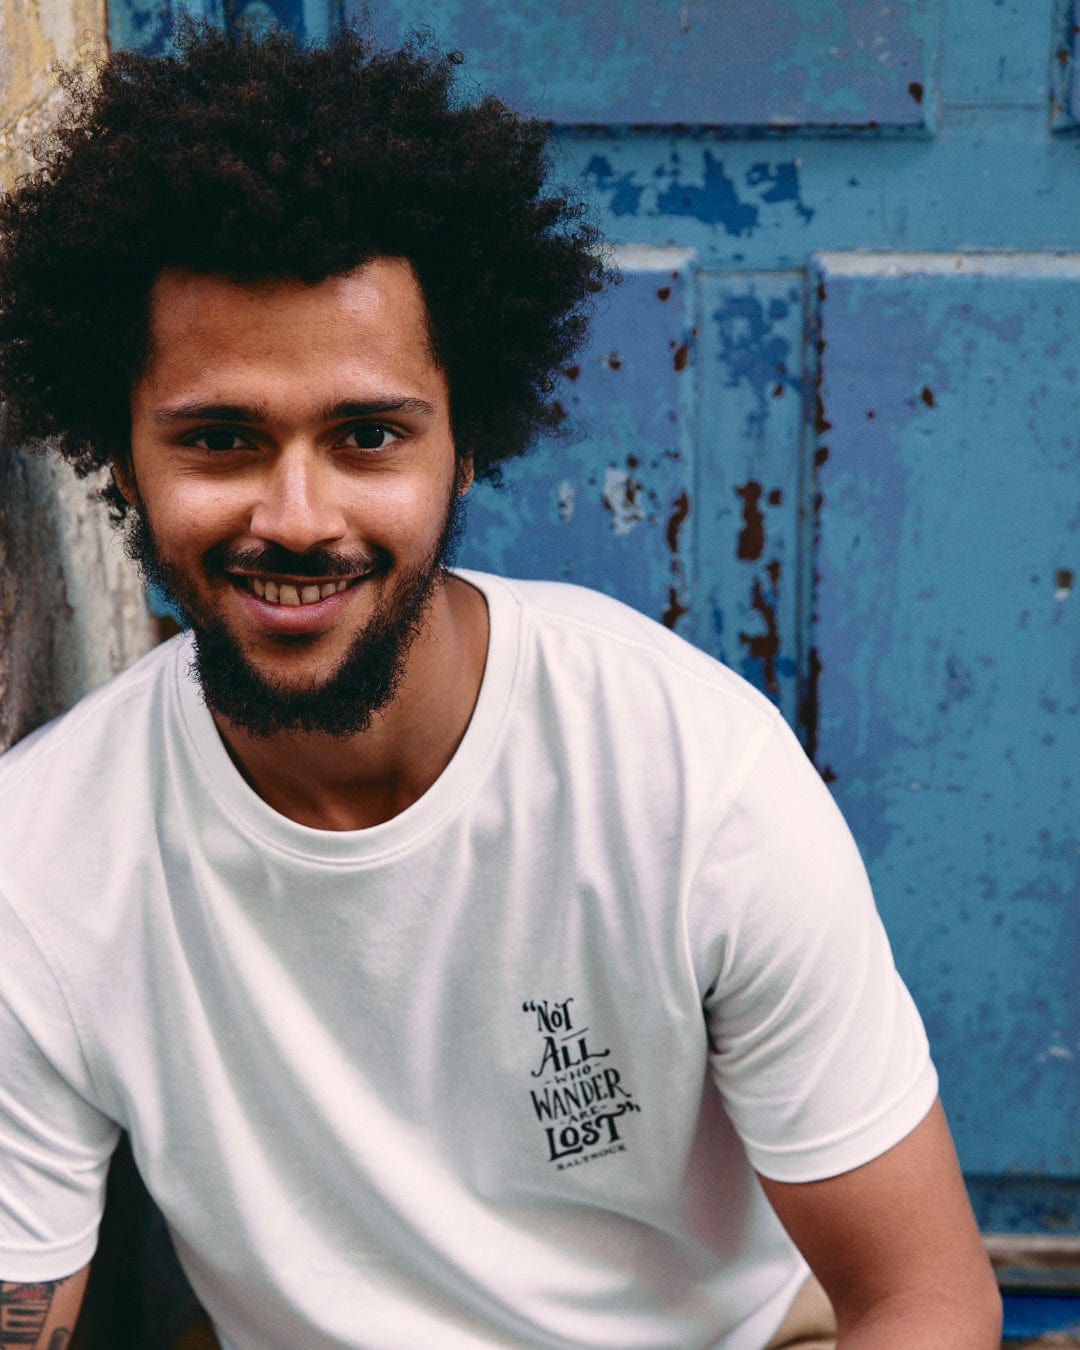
[124,490,466,739]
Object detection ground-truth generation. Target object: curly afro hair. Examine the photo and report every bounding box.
[0,21,607,518]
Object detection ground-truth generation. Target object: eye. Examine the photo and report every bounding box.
[187,428,250,453]
[340,423,399,451]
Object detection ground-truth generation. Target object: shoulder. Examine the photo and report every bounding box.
[465,570,779,728]
[462,572,788,848]
[0,634,186,839]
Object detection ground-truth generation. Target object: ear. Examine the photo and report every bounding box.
[110,455,139,507]
[455,454,475,496]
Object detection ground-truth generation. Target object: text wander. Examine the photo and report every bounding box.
[522,997,641,1168]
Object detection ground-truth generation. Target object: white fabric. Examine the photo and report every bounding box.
[0,571,937,1349]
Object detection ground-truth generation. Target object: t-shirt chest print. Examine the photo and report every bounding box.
[522,997,641,1168]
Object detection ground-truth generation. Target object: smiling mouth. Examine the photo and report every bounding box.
[238,576,361,607]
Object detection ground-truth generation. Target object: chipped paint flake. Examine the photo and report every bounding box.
[666,491,690,553]
[601,466,643,535]
[656,150,758,234]
[735,480,765,560]
[585,155,644,218]
[746,161,814,225]
[557,480,576,523]
[710,291,796,438]
[738,576,779,694]
[662,586,689,630]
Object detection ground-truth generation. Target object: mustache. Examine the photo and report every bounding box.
[205,542,384,579]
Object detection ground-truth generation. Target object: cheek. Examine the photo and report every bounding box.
[350,470,456,536]
[140,475,250,555]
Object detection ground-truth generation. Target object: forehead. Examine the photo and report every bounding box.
[139,258,438,392]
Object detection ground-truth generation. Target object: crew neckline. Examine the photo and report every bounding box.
[173,570,522,865]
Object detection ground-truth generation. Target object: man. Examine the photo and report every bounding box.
[0,23,1000,1350]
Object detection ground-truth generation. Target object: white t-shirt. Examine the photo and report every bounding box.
[0,572,937,1349]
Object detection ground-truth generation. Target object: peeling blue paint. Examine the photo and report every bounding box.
[650,153,815,235]
[656,151,758,234]
[814,257,1080,1182]
[747,162,815,225]
[460,263,692,627]
[691,272,804,725]
[353,0,931,129]
[944,304,1024,345]
[710,293,796,436]
[584,156,644,219]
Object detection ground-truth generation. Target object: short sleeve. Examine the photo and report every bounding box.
[0,889,119,1280]
[687,716,938,1183]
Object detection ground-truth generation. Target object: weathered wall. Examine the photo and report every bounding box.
[0,0,154,750]
[1,0,104,189]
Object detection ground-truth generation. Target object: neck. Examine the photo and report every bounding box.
[211,574,489,830]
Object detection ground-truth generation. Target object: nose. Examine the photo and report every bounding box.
[247,446,348,555]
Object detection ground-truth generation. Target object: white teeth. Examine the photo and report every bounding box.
[264,580,279,603]
[300,585,321,604]
[336,579,349,592]
[319,583,337,599]
[278,584,301,606]
[252,578,265,598]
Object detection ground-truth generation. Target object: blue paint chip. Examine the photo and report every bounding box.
[609,180,644,217]
[710,292,794,435]
[585,154,643,217]
[656,150,758,234]
[654,153,814,232]
[746,161,814,225]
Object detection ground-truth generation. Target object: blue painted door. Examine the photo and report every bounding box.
[110,0,1080,1238]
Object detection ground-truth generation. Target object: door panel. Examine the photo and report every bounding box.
[810,253,1080,1184]
[690,270,806,723]
[363,0,933,130]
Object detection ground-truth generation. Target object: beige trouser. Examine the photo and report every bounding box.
[764,1274,839,1349]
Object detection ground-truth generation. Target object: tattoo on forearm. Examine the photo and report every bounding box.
[0,1281,59,1346]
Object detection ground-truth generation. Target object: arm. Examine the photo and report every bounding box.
[757,1100,1001,1349]
[0,1267,89,1350]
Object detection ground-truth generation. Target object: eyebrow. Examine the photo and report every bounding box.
[151,395,438,424]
